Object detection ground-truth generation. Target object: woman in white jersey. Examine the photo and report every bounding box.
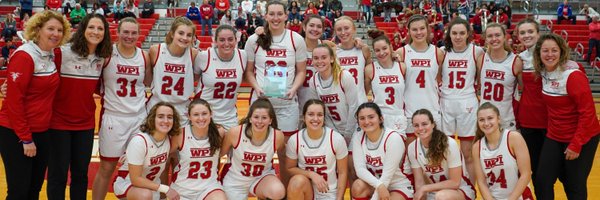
[147,17,200,125]
[365,29,408,134]
[477,23,523,131]
[440,18,484,185]
[92,17,151,200]
[113,102,182,200]
[334,16,371,103]
[351,102,414,200]
[408,109,475,200]
[194,25,246,129]
[244,1,307,186]
[221,98,286,200]
[286,99,349,200]
[472,102,533,200]
[170,99,227,200]
[394,15,445,141]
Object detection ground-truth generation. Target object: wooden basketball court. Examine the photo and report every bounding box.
[0,96,599,199]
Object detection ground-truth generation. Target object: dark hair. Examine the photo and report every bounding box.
[141,102,182,137]
[406,14,430,44]
[257,1,287,50]
[412,109,447,166]
[300,14,324,38]
[516,18,540,34]
[444,18,472,52]
[214,24,237,41]
[188,99,222,155]
[475,102,501,141]
[368,29,390,46]
[118,17,139,32]
[301,99,326,128]
[242,98,278,139]
[69,13,112,58]
[533,33,570,77]
[355,102,384,128]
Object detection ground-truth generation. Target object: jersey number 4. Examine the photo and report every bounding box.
[188,161,213,179]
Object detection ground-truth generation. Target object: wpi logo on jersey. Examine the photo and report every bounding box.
[216,69,238,79]
[10,72,21,82]
[243,152,267,163]
[304,155,327,165]
[265,49,287,57]
[483,155,505,169]
[164,63,186,74]
[424,165,444,174]
[190,147,212,158]
[150,152,168,166]
[306,58,313,66]
[339,56,358,66]
[320,94,340,103]
[484,70,506,81]
[448,60,468,68]
[411,59,431,68]
[116,64,140,75]
[366,155,383,167]
[550,81,560,89]
[378,75,400,84]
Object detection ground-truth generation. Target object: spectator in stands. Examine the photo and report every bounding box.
[241,0,253,19]
[215,0,230,19]
[579,4,600,24]
[257,0,266,17]
[78,0,87,11]
[317,0,328,16]
[209,0,218,24]
[69,3,86,25]
[492,8,509,28]
[141,0,155,18]
[91,3,104,15]
[234,12,246,31]
[305,2,319,18]
[288,18,301,33]
[288,0,300,14]
[2,14,17,41]
[391,34,403,50]
[19,0,32,20]
[382,0,393,22]
[429,10,443,30]
[20,13,29,31]
[557,0,576,25]
[472,6,485,34]
[457,0,470,21]
[112,0,124,22]
[123,4,138,18]
[238,31,247,49]
[288,7,301,24]
[330,10,343,23]
[422,0,433,15]
[396,20,408,45]
[504,5,512,26]
[186,2,201,21]
[99,0,110,15]
[220,9,234,26]
[63,0,75,14]
[589,16,600,63]
[200,0,214,36]
[246,10,262,36]
[329,0,342,20]
[0,38,16,68]
[47,0,62,11]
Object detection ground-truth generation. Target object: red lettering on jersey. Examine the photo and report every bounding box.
[190,147,211,158]
[242,152,267,163]
[411,59,431,67]
[150,152,168,166]
[319,94,340,103]
[483,155,505,169]
[448,60,468,68]
[116,64,140,75]
[366,155,383,167]
[304,155,327,165]
[339,56,358,66]
[551,81,559,89]
[164,63,186,74]
[378,75,400,84]
[484,70,506,81]
[266,49,287,57]
[306,58,313,66]
[216,69,238,79]
[424,165,444,174]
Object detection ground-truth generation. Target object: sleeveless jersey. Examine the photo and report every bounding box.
[295,127,340,192]
[297,40,320,110]
[252,29,299,108]
[116,133,171,184]
[371,61,406,116]
[479,130,529,200]
[195,48,246,128]
[441,44,479,99]
[101,45,147,115]
[310,71,355,136]
[226,125,276,185]
[403,44,441,117]
[148,43,195,116]
[357,128,413,186]
[480,52,518,125]
[172,126,221,191]
[336,46,368,102]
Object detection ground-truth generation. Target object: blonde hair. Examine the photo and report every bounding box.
[315,44,342,85]
[24,10,71,45]
[166,17,196,45]
[406,14,431,44]
[334,16,356,40]
[483,23,512,52]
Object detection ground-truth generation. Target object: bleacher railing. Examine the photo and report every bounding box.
[575,42,585,59]
[590,57,600,83]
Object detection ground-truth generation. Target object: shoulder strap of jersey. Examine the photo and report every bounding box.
[237,49,245,71]
[234,125,244,149]
[329,128,336,155]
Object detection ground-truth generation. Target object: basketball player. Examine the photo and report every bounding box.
[334,16,370,103]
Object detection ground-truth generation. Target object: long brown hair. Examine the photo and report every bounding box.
[140,102,182,137]
[300,14,324,38]
[188,99,222,155]
[413,109,447,166]
[69,13,112,58]
[301,99,326,129]
[444,18,472,52]
[256,1,287,50]
[533,33,571,77]
[242,98,278,139]
[474,102,502,141]
[166,17,196,45]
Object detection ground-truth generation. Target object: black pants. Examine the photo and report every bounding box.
[520,127,546,182]
[0,126,49,200]
[535,135,599,200]
[46,129,94,200]
[588,39,600,62]
[20,9,32,19]
[557,15,576,24]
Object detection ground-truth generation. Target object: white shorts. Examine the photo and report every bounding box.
[382,113,408,135]
[389,180,414,199]
[98,111,145,160]
[441,97,478,139]
[274,104,299,136]
[113,175,160,199]
[223,169,277,199]
[405,111,442,136]
[171,181,224,200]
[312,188,337,200]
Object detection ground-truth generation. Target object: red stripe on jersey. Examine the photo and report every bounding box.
[507,131,516,159]
[295,132,299,155]
[153,44,161,67]
[290,30,296,52]
[202,189,224,200]
[237,49,245,71]
[383,131,395,152]
[511,54,518,77]
[273,128,277,153]
[233,126,243,149]
[329,129,336,155]
[179,127,186,151]
[203,49,211,73]
[390,190,410,200]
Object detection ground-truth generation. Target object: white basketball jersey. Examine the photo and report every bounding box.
[357,128,413,186]
[252,30,299,107]
[403,45,441,117]
[479,130,526,200]
[310,71,355,135]
[297,41,320,110]
[409,137,472,187]
[226,125,276,185]
[171,126,221,192]
[371,61,406,116]
[148,43,195,118]
[117,133,171,184]
[336,46,368,102]
[295,127,340,193]
[101,45,147,115]
[195,48,246,128]
[480,52,517,124]
[441,44,479,99]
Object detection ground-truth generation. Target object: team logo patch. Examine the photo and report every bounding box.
[10,72,21,82]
